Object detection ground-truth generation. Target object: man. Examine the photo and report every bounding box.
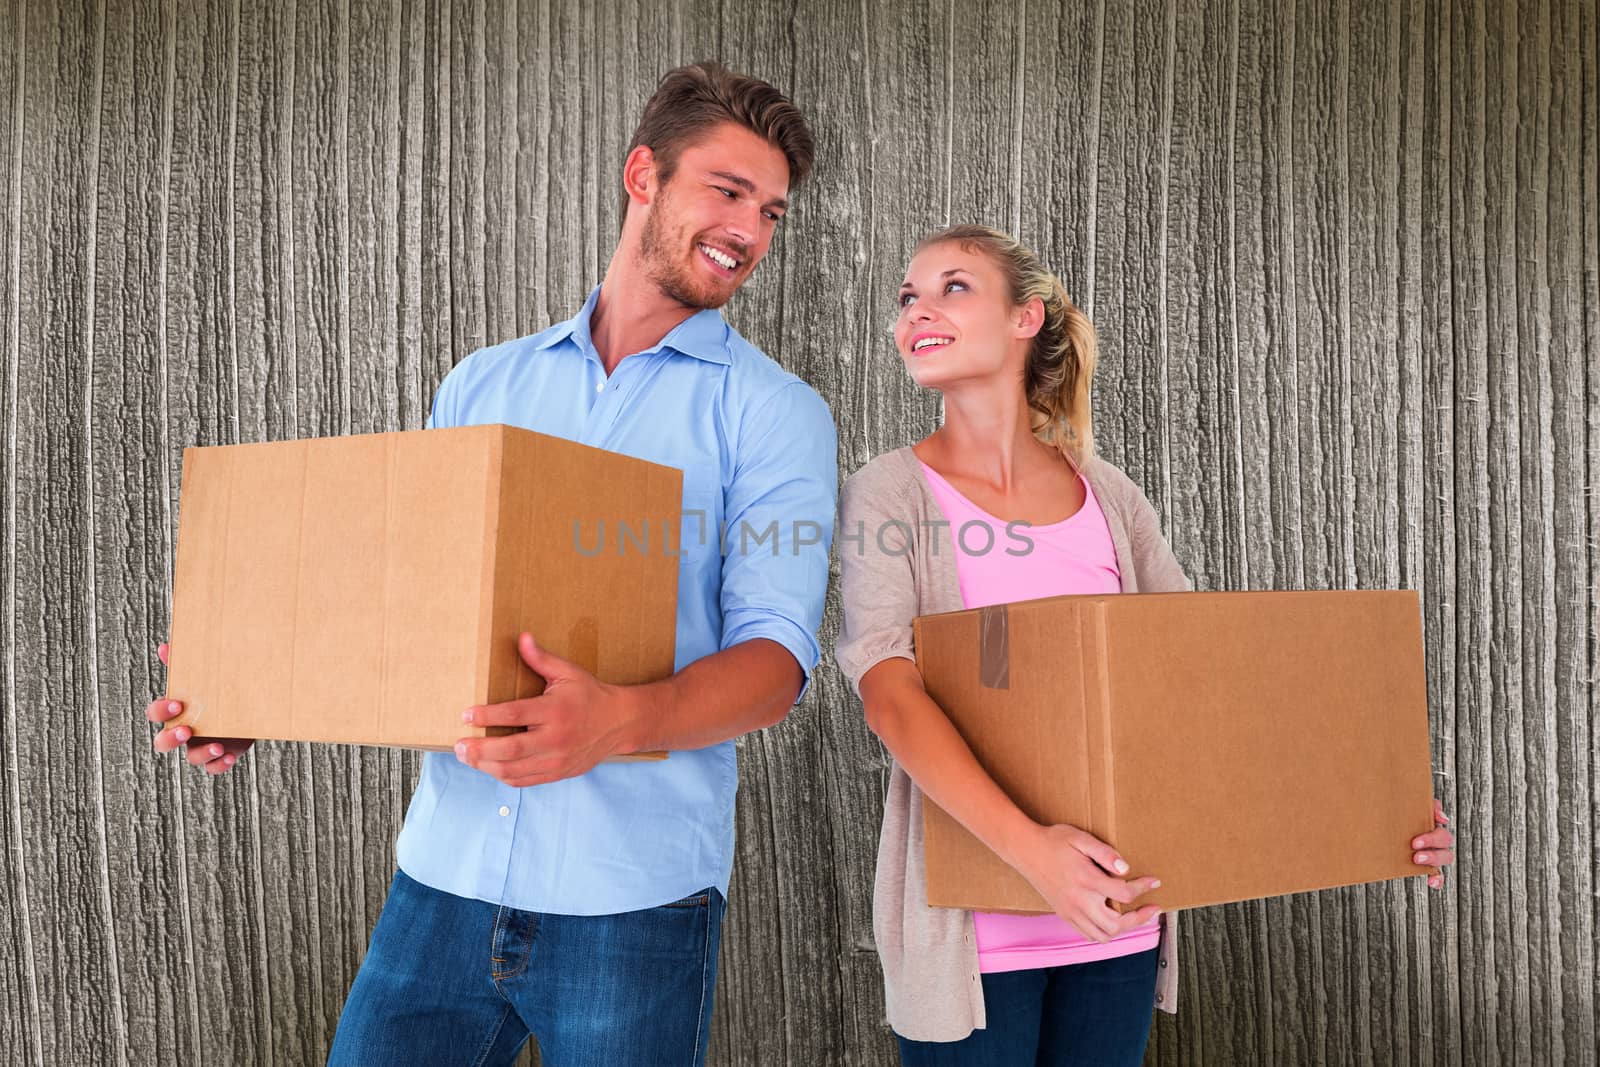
[146,62,836,1065]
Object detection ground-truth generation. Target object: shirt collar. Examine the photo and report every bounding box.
[534,285,733,366]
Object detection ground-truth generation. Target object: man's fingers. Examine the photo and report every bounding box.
[463,701,539,730]
[516,632,582,683]
[203,751,239,775]
[454,729,542,768]
[187,740,228,767]
[474,755,567,786]
[152,725,191,754]
[150,700,191,754]
[147,698,182,724]
[148,698,192,753]
[1414,848,1455,868]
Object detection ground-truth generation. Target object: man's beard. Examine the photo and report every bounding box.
[639,188,735,311]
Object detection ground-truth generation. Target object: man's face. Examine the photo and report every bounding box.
[637,122,791,310]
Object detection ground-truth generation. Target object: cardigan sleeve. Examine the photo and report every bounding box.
[1126,477,1194,593]
[1088,456,1194,594]
[833,461,922,696]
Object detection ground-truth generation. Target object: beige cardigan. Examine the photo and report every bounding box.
[833,446,1192,1043]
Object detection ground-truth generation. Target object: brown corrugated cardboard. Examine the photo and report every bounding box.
[915,590,1436,913]
[163,424,680,754]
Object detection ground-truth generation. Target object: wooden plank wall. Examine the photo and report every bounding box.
[0,0,1594,1063]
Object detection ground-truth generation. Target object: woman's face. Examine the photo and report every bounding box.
[894,241,1026,392]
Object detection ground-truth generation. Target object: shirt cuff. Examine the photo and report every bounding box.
[721,613,822,706]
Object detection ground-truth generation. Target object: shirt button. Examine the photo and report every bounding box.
[1159,958,1168,968]
[1156,994,1164,1004]
[595,382,604,393]
[498,805,510,817]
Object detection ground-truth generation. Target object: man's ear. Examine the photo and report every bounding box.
[622,145,657,210]
[1015,296,1045,340]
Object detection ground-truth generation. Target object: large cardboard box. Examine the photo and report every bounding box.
[163,425,681,752]
[914,590,1436,912]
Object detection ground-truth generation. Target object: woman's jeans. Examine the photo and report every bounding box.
[896,949,1159,1067]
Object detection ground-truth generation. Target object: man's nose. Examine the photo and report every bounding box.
[725,210,758,248]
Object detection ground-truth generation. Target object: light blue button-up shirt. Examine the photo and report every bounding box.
[394,286,838,915]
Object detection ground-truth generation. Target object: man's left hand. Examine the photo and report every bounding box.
[454,632,641,788]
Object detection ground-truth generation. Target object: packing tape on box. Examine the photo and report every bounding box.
[979,604,1010,690]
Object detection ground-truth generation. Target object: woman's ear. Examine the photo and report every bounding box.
[1014,296,1046,340]
[622,145,657,209]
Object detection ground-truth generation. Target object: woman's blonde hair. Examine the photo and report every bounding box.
[915,224,1098,463]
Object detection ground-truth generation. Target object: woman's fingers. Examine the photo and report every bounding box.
[1062,825,1131,877]
[1413,826,1454,849]
[1099,873,1162,906]
[1413,822,1455,869]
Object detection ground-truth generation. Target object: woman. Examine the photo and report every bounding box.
[833,225,1455,1065]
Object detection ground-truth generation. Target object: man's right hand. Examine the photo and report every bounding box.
[1013,822,1162,944]
[146,642,254,774]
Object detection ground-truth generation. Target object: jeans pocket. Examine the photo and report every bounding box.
[661,887,714,909]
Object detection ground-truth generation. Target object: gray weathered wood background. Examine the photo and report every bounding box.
[2,0,1595,1063]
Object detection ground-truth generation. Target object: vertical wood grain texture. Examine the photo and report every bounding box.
[0,0,1594,1063]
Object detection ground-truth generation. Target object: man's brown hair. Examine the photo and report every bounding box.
[622,61,815,219]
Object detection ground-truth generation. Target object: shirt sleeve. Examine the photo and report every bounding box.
[717,382,839,703]
[832,463,920,697]
[425,357,469,430]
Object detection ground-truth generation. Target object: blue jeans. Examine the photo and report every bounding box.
[328,869,725,1066]
[896,950,1159,1067]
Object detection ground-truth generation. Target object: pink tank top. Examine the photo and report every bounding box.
[918,459,1160,973]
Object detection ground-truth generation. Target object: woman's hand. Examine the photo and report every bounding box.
[1413,797,1454,889]
[1011,822,1161,943]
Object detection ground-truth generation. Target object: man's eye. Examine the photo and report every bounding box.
[716,186,736,199]
[764,211,783,222]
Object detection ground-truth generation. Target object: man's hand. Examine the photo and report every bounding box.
[454,632,640,788]
[145,642,254,774]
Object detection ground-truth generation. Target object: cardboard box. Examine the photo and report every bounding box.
[914,590,1436,912]
[163,424,681,753]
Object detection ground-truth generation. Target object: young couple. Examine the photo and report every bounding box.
[145,62,1456,1066]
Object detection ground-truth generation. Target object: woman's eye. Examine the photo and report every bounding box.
[899,292,916,307]
[946,280,968,293]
